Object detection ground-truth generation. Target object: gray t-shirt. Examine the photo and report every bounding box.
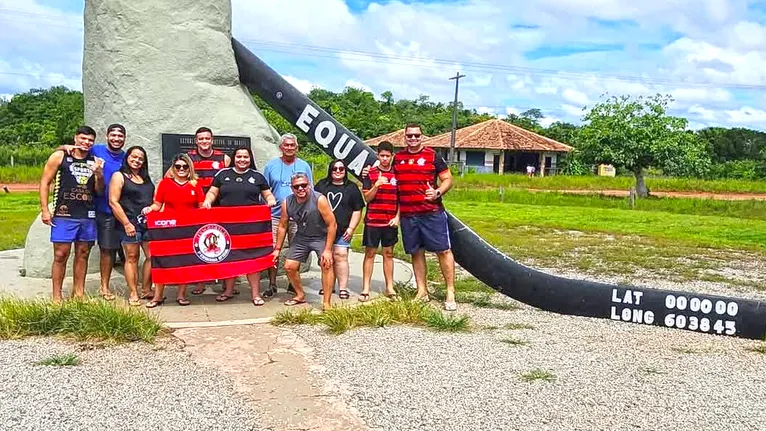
[286,191,328,240]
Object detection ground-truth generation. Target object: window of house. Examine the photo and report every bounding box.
[465,150,485,166]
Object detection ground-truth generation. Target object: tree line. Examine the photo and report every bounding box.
[2,86,765,189]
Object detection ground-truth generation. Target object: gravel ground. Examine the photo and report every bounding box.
[293,277,766,431]
[0,337,268,431]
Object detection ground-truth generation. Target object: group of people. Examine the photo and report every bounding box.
[40,122,458,311]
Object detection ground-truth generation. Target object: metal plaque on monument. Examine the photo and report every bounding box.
[160,134,252,172]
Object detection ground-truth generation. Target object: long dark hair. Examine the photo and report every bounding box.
[229,146,257,171]
[317,159,348,188]
[120,146,151,182]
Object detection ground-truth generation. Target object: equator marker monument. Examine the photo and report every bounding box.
[20,0,766,340]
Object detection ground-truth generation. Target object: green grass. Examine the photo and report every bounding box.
[449,188,766,221]
[271,298,471,334]
[36,353,80,366]
[520,369,556,382]
[458,173,766,194]
[499,336,528,346]
[504,323,535,330]
[0,192,39,251]
[0,297,164,342]
[447,201,766,251]
[0,165,43,184]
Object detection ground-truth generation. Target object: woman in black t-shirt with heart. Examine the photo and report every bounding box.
[314,159,364,300]
[202,147,277,306]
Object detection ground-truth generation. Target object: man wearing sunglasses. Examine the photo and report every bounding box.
[263,133,313,297]
[272,172,336,310]
[394,123,456,311]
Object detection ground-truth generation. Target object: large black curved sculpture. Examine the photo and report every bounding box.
[231,38,766,340]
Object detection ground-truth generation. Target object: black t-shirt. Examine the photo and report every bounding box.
[211,168,270,207]
[314,180,364,239]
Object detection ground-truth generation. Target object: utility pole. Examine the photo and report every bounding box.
[448,71,465,164]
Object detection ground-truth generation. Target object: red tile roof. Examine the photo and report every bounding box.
[422,119,573,152]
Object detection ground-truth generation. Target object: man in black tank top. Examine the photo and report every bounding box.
[273,172,337,310]
[39,126,105,303]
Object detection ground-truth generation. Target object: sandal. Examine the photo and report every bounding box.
[358,293,370,302]
[262,285,276,299]
[444,301,457,311]
[128,298,142,307]
[145,299,165,309]
[339,289,350,300]
[252,297,265,306]
[284,298,307,306]
[139,291,154,300]
[384,292,400,301]
[215,294,234,302]
[191,286,206,295]
[176,298,191,306]
[99,292,116,301]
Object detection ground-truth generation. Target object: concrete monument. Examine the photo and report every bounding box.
[22,0,281,278]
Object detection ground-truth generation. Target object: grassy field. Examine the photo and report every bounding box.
[0,192,38,250]
[0,166,43,184]
[3,190,764,290]
[457,173,766,194]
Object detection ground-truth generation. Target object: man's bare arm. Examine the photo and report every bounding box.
[39,151,64,225]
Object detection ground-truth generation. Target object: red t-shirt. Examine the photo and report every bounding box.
[393,146,449,216]
[362,166,398,227]
[188,149,226,193]
[155,178,204,211]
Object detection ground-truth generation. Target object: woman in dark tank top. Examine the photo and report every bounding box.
[108,146,155,306]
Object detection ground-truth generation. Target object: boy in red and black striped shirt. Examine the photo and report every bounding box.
[394,123,456,311]
[187,127,230,194]
[360,141,400,301]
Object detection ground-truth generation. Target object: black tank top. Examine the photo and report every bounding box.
[53,152,97,219]
[118,172,155,225]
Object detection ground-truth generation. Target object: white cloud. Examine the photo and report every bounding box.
[725,106,766,124]
[688,105,717,120]
[561,88,590,106]
[283,75,314,94]
[561,103,585,117]
[344,79,372,93]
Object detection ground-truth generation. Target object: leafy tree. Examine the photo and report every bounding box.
[0,86,83,147]
[577,94,710,197]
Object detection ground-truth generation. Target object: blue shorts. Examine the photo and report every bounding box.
[120,228,147,245]
[334,236,351,248]
[50,217,97,243]
[400,211,451,255]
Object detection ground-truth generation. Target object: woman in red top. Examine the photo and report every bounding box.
[143,153,204,307]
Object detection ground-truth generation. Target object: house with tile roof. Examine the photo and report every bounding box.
[365,119,573,176]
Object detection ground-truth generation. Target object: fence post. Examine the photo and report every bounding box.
[10,155,13,167]
[499,186,504,202]
[629,186,636,209]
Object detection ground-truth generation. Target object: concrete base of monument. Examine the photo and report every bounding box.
[0,248,413,327]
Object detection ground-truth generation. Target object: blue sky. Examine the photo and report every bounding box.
[4,0,766,130]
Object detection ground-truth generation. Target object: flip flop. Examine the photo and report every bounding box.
[176,298,191,306]
[358,293,370,302]
[191,287,206,295]
[139,292,154,300]
[284,298,307,306]
[128,298,142,307]
[252,297,265,306]
[99,292,116,301]
[215,294,234,302]
[339,289,350,300]
[444,301,457,311]
[145,299,165,309]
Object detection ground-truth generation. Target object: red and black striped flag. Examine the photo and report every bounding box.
[147,206,273,284]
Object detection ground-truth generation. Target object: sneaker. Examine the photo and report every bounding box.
[262,284,276,298]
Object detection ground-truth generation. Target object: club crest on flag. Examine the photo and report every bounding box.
[193,224,232,263]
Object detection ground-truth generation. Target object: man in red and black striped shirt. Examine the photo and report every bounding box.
[187,127,231,194]
[394,123,456,311]
[360,141,400,301]
[187,126,230,295]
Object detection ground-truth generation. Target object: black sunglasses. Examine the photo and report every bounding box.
[332,166,345,172]
[406,133,421,138]
[291,183,309,190]
[174,163,189,170]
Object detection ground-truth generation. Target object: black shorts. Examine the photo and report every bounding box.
[96,211,121,250]
[362,225,398,248]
